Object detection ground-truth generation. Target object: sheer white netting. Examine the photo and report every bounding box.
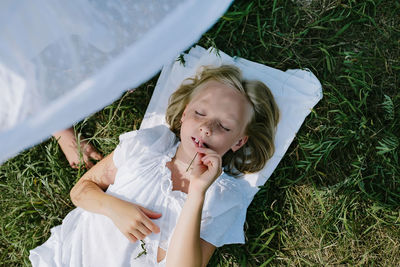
[0,0,233,163]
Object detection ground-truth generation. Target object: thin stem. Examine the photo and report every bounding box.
[186,152,198,172]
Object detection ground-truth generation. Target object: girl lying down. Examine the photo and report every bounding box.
[30,65,279,266]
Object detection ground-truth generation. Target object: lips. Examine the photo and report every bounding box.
[192,137,209,148]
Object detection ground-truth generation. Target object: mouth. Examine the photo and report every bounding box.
[192,137,209,148]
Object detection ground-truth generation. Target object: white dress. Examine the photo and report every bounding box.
[29,125,248,266]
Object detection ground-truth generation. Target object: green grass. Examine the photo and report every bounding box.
[1,0,399,266]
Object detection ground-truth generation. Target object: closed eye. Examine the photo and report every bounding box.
[219,123,230,131]
[195,111,205,116]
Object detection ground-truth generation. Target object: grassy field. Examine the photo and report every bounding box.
[1,0,399,266]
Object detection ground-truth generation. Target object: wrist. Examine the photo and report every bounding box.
[187,189,206,203]
[102,194,121,218]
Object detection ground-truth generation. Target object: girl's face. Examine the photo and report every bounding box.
[179,80,253,162]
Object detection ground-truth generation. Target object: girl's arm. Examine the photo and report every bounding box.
[166,147,220,267]
[70,151,161,242]
[166,191,216,267]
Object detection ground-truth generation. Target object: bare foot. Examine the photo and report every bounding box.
[53,127,103,169]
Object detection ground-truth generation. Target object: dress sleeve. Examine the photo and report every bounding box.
[199,175,247,247]
[113,125,176,168]
[112,130,139,168]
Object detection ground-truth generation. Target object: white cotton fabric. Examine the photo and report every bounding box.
[141,46,323,207]
[29,125,247,266]
[0,0,233,163]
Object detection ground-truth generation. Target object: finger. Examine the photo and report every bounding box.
[140,215,160,234]
[139,206,162,220]
[131,229,146,240]
[195,146,219,156]
[138,207,161,233]
[200,155,222,176]
[201,153,221,162]
[193,151,204,166]
[191,152,208,176]
[137,223,152,236]
[126,233,138,243]
[201,154,222,167]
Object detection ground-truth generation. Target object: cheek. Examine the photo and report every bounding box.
[188,112,201,121]
[184,113,204,127]
[180,117,195,139]
[214,136,236,154]
[180,121,190,135]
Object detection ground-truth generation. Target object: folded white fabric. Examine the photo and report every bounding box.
[0,0,233,163]
[141,46,322,205]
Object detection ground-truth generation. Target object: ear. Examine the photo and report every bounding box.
[231,136,248,152]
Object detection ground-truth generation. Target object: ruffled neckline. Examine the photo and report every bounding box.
[159,140,188,204]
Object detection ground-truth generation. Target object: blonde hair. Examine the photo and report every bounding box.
[166,65,279,176]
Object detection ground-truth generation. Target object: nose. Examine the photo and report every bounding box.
[199,121,213,136]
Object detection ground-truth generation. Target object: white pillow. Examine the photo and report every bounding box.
[140,46,322,205]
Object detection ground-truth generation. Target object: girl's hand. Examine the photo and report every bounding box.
[189,147,222,196]
[108,198,162,243]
